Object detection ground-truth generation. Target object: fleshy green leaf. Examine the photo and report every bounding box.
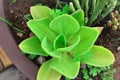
[72,27,99,55]
[19,36,48,56]
[37,60,61,80]
[27,18,56,42]
[57,36,80,52]
[51,54,80,79]
[81,45,115,67]
[54,34,66,49]
[30,6,51,19]
[71,9,84,26]
[41,38,60,58]
[49,14,80,38]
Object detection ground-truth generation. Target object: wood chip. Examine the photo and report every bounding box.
[0,47,12,68]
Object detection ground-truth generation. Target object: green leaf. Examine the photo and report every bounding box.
[27,18,56,42]
[49,14,80,38]
[30,6,51,19]
[57,36,80,52]
[37,60,61,80]
[72,27,99,55]
[54,34,66,49]
[28,54,37,60]
[19,36,48,56]
[71,9,84,26]
[51,54,80,79]
[81,45,115,67]
[41,38,60,58]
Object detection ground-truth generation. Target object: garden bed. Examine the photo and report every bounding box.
[2,0,120,80]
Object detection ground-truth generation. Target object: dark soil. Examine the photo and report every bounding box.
[4,0,35,44]
[3,0,120,80]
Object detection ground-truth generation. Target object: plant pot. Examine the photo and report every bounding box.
[0,0,39,80]
[1,0,120,80]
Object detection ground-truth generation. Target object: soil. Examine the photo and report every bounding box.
[3,0,120,80]
[96,29,120,80]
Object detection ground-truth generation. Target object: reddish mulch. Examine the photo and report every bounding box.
[3,0,120,80]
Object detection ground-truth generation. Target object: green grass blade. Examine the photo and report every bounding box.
[84,0,89,24]
[93,0,117,25]
[72,0,81,9]
[87,0,108,26]
[0,17,25,33]
[91,0,96,12]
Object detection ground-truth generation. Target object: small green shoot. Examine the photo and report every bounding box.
[28,54,37,60]
[50,4,70,18]
[65,77,71,80]
[82,68,92,80]
[24,14,33,21]
[0,17,25,33]
[112,38,120,42]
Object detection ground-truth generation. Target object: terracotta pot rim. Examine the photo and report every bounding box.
[0,0,39,80]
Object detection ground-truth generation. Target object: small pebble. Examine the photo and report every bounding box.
[29,32,34,37]
[37,56,45,64]
[10,10,14,13]
[114,10,119,18]
[22,21,24,24]
[15,16,18,18]
[107,20,112,27]
[16,33,23,38]
[117,46,120,51]
[81,64,86,68]
[110,12,115,19]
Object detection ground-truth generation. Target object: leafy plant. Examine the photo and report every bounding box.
[82,68,92,80]
[50,4,70,18]
[100,68,116,80]
[82,65,116,80]
[19,6,115,80]
[69,0,117,26]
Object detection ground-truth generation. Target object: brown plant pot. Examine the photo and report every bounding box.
[0,0,39,80]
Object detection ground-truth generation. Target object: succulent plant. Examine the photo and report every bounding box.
[19,6,115,80]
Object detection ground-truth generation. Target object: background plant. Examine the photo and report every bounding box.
[68,0,117,26]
